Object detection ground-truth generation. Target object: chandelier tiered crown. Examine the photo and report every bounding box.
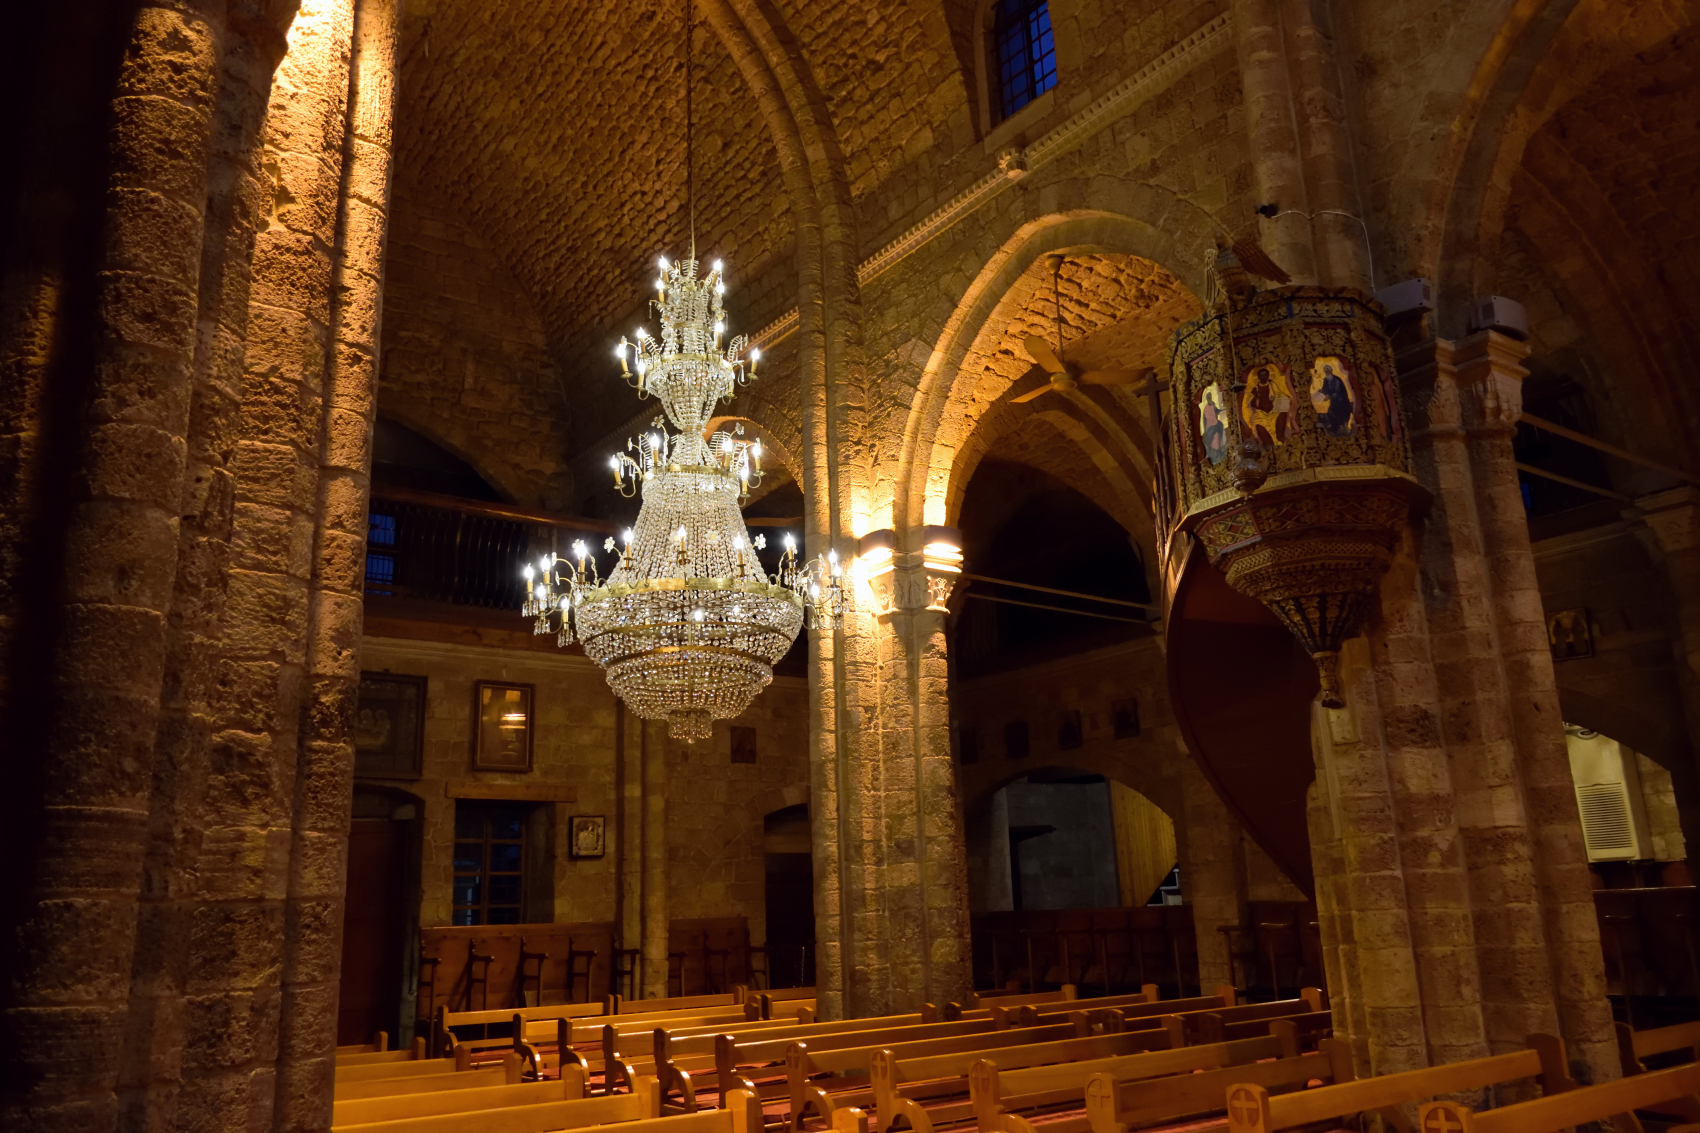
[523,256,843,741]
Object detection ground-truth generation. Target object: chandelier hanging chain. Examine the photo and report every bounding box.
[519,15,845,741]
[686,0,695,260]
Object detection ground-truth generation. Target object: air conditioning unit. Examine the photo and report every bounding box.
[1564,725,1652,861]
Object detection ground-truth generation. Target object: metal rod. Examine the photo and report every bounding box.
[1514,462,1630,502]
[1518,412,1700,488]
[372,484,620,533]
[963,592,1147,624]
[961,572,1158,612]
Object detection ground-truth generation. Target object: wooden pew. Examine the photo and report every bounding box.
[339,1032,391,1055]
[1082,1039,1346,1133]
[715,1017,1026,1108]
[870,1023,1178,1133]
[1619,1020,1700,1075]
[787,1023,1091,1129]
[1420,1062,1700,1133]
[336,1050,473,1083]
[1174,993,1324,1045]
[332,1083,770,1133]
[339,1039,431,1067]
[1222,1035,1574,1133]
[333,1056,524,1103]
[970,1030,1311,1133]
[620,992,748,1016]
[334,1066,629,1130]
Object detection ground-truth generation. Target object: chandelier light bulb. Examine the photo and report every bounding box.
[659,256,670,270]
[784,534,796,551]
[624,528,634,544]
[614,342,625,359]
[524,565,534,580]
[750,347,761,361]
[713,260,723,273]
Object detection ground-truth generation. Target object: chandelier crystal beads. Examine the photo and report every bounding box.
[523,257,843,742]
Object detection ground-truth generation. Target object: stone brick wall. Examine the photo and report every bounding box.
[356,633,810,946]
[379,181,572,508]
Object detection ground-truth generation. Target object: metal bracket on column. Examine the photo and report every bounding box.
[856,526,962,619]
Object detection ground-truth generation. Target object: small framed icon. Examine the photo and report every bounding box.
[473,681,535,771]
[569,815,606,858]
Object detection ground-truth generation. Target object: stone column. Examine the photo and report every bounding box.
[822,528,972,1017]
[0,5,228,1130]
[1451,331,1614,1078]
[1629,487,1700,854]
[641,718,670,1000]
[1305,330,1614,1083]
[1177,758,1248,991]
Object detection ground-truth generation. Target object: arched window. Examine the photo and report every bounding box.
[991,0,1057,121]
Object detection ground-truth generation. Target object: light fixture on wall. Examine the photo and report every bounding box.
[519,0,842,742]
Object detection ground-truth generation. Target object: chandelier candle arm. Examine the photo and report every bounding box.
[522,256,844,741]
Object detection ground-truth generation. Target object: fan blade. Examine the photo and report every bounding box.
[1011,383,1055,404]
[1077,369,1150,386]
[1024,334,1066,374]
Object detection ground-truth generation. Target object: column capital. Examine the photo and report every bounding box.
[858,525,961,619]
[1449,329,1532,433]
[1632,486,1700,555]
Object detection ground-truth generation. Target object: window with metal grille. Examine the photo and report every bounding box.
[992,0,1057,121]
[366,511,397,591]
[452,800,528,925]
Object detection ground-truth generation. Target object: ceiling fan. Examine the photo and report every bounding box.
[1013,254,1152,404]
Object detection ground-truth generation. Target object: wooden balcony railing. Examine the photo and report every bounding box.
[364,486,617,611]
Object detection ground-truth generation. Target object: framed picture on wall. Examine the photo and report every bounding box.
[473,680,535,771]
[354,672,426,778]
[569,815,606,858]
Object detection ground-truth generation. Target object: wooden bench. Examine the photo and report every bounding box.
[1420,1061,1700,1133]
[871,1022,1184,1133]
[971,1030,1320,1133]
[336,1051,475,1083]
[1223,1035,1574,1133]
[339,1033,392,1055]
[333,1065,600,1128]
[516,1000,820,1083]
[1620,1020,1700,1075]
[715,1017,1030,1109]
[1083,1038,1346,1133]
[787,1023,1091,1129]
[332,1083,769,1133]
[333,1056,525,1103]
[339,1039,432,1067]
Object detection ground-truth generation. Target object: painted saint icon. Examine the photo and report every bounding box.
[1308,356,1357,437]
[1240,363,1294,446]
[1198,383,1228,465]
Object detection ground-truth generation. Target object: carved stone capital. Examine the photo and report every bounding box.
[1450,329,1531,433]
[859,526,962,619]
[1634,486,1700,556]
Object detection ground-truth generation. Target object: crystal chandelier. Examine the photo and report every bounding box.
[522,256,843,742]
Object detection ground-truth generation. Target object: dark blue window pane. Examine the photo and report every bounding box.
[452,906,476,926]
[453,878,480,907]
[453,844,482,872]
[992,0,1057,121]
[489,842,522,872]
[365,552,395,584]
[490,814,523,840]
[369,512,397,546]
[455,810,483,839]
[487,907,520,925]
[490,875,522,905]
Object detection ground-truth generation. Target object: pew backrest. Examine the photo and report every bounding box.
[1085,1042,1349,1133]
[1419,1061,1700,1133]
[333,1081,764,1133]
[333,1065,511,1102]
[331,1065,595,1128]
[1224,1035,1573,1133]
[1619,1020,1700,1075]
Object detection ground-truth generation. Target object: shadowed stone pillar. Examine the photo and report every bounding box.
[642,718,670,1000]
[1306,329,1614,1084]
[813,528,972,1017]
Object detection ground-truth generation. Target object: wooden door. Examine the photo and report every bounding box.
[338,817,407,1045]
